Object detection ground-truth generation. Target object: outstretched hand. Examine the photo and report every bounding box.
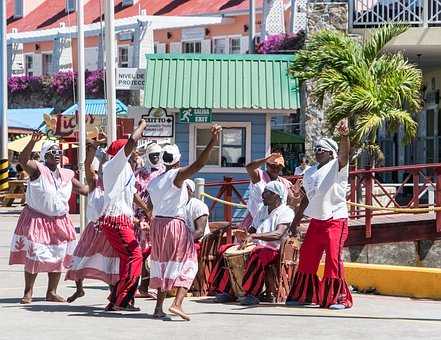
[336,118,349,137]
[30,131,44,144]
[265,152,282,163]
[210,124,222,144]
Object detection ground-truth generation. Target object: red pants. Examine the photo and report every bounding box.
[100,215,143,308]
[287,218,353,308]
[208,243,279,297]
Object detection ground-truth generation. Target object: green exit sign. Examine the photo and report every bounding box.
[178,108,212,123]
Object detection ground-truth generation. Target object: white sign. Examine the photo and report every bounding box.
[116,68,146,90]
[181,27,205,41]
[128,106,174,138]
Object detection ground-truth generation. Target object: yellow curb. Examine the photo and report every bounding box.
[318,262,441,300]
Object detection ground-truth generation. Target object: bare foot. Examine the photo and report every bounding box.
[67,289,85,303]
[153,306,167,319]
[46,292,66,302]
[20,296,32,304]
[169,306,190,321]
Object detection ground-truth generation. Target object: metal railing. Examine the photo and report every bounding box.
[350,0,441,27]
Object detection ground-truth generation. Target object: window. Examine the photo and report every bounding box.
[213,38,226,54]
[25,55,33,76]
[118,47,129,68]
[182,41,201,53]
[42,54,52,76]
[229,37,241,54]
[66,0,76,13]
[192,122,251,172]
[14,0,23,18]
[122,0,135,6]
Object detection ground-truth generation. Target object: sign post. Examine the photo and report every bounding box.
[178,108,212,123]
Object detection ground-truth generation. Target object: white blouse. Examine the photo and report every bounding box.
[303,159,349,220]
[185,197,210,235]
[26,162,74,217]
[252,204,294,250]
[102,147,136,218]
[147,168,188,219]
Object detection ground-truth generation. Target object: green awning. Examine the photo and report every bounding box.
[144,53,300,111]
[271,130,304,144]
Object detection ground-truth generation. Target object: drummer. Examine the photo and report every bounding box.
[209,181,294,305]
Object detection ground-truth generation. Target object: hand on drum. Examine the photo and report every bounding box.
[234,229,248,242]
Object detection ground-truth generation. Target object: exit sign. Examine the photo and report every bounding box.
[178,108,212,123]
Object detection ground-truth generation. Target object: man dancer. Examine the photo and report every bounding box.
[99,120,147,311]
[287,119,352,309]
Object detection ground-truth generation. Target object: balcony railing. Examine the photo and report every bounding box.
[350,0,441,27]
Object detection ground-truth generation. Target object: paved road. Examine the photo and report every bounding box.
[1,208,441,340]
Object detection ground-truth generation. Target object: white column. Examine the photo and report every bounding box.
[77,0,87,232]
[195,178,205,202]
[0,1,8,161]
[105,0,117,143]
[249,0,256,53]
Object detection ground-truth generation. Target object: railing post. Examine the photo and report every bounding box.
[423,0,429,27]
[348,0,354,30]
[365,172,373,239]
[412,170,420,208]
[435,170,441,233]
[224,177,233,243]
[195,177,205,202]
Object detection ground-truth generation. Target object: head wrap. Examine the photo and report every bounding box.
[267,154,285,167]
[162,144,181,166]
[40,140,57,162]
[142,142,163,168]
[316,138,338,158]
[265,181,287,205]
[106,139,127,157]
[184,179,195,192]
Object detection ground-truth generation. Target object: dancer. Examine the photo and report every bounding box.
[286,119,352,309]
[133,142,164,297]
[9,132,88,304]
[243,153,294,229]
[99,120,147,311]
[147,124,222,321]
[65,143,119,303]
[209,181,294,304]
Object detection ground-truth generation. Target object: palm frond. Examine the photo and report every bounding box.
[362,24,408,61]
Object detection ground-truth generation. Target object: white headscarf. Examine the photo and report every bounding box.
[316,138,338,158]
[184,179,195,192]
[265,181,287,205]
[144,142,162,168]
[40,140,57,162]
[162,144,181,166]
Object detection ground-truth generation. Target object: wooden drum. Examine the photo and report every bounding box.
[223,244,256,297]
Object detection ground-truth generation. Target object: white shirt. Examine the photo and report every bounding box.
[303,159,348,220]
[185,197,210,235]
[294,165,310,176]
[26,162,73,216]
[252,204,294,250]
[86,185,105,224]
[147,168,188,219]
[102,147,136,217]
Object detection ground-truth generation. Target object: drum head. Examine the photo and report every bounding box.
[224,243,256,257]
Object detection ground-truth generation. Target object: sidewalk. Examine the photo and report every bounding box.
[1,208,441,340]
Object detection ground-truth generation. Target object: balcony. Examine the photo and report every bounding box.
[350,0,441,27]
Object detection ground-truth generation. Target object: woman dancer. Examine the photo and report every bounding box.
[133,142,164,297]
[147,124,221,320]
[9,132,88,304]
[65,142,120,302]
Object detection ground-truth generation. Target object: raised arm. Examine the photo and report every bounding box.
[124,119,147,158]
[336,119,350,170]
[174,124,222,188]
[84,140,98,192]
[245,153,282,184]
[19,131,43,180]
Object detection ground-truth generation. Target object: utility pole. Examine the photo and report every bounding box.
[105,0,117,143]
[0,1,9,191]
[249,0,256,53]
[76,0,86,231]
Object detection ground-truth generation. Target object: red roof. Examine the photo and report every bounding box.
[7,0,265,33]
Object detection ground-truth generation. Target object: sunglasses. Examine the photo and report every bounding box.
[314,146,328,153]
[48,149,63,156]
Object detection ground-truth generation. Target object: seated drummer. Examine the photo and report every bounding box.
[209,181,294,305]
[184,179,210,253]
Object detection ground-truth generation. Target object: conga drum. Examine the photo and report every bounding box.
[223,244,256,297]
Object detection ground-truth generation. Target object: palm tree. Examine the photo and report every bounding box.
[289,25,423,165]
